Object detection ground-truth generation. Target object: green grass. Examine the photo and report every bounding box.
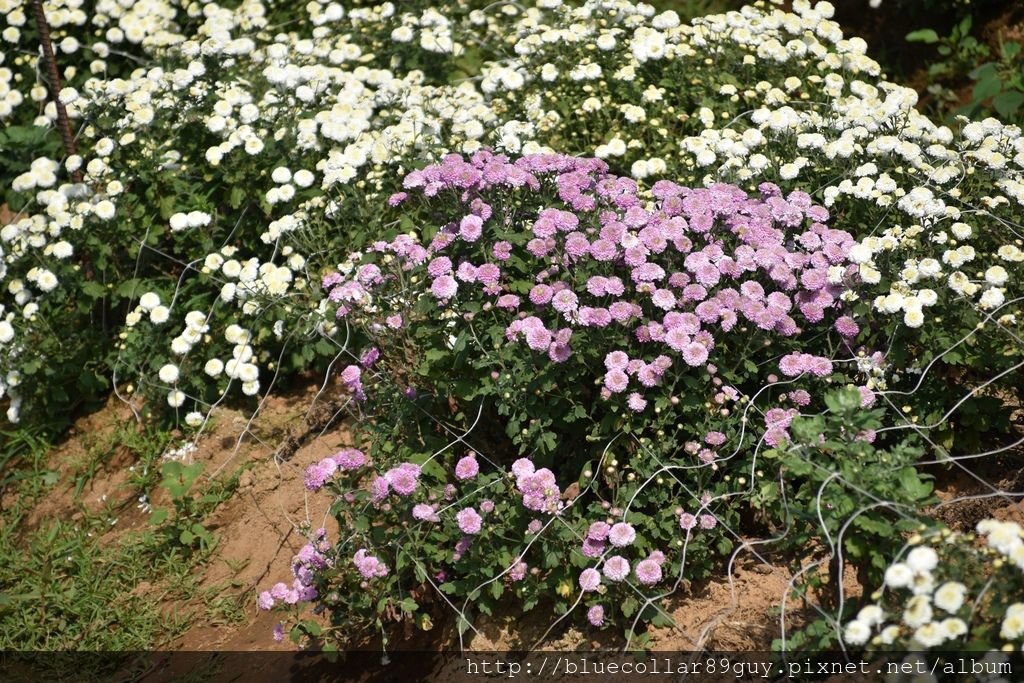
[0,418,246,667]
[0,516,194,650]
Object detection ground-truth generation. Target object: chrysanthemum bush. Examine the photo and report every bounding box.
[842,518,1024,655]
[252,149,964,645]
[0,0,541,425]
[0,0,1022,655]
[5,0,1023,438]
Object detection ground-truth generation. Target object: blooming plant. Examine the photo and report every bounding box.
[0,0,1022,657]
[842,519,1024,666]
[252,149,962,644]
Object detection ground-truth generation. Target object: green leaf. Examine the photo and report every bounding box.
[424,348,447,363]
[81,281,108,299]
[897,467,933,500]
[905,29,939,44]
[972,75,1003,102]
[149,507,169,525]
[1002,41,1021,61]
[993,91,1024,119]
[649,612,673,628]
[399,597,418,613]
[823,388,860,414]
[229,186,246,209]
[115,279,143,299]
[179,529,195,545]
[969,63,999,81]
[854,516,893,536]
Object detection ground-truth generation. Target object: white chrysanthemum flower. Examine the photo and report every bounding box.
[169,213,189,231]
[94,200,116,220]
[940,617,967,639]
[51,241,73,259]
[167,390,186,408]
[150,305,170,324]
[985,266,1008,286]
[849,243,873,264]
[222,260,242,278]
[36,270,59,292]
[843,620,871,645]
[950,222,972,239]
[204,359,224,377]
[184,411,204,427]
[170,336,192,354]
[1000,604,1024,640]
[979,519,1023,555]
[878,625,901,645]
[903,595,934,628]
[907,546,938,573]
[857,605,885,626]
[912,622,947,648]
[158,364,180,383]
[979,288,1005,310]
[237,363,259,383]
[884,562,913,588]
[933,581,966,613]
[904,309,925,328]
[139,292,161,311]
[57,87,78,104]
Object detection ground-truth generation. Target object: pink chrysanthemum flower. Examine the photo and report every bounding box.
[608,522,636,547]
[602,556,630,582]
[579,568,601,592]
[634,559,663,585]
[457,507,483,535]
[455,455,480,480]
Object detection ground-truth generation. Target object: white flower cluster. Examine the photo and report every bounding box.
[846,520,1024,655]
[0,0,187,123]
[2,0,1023,426]
[468,0,1024,332]
[848,209,1022,328]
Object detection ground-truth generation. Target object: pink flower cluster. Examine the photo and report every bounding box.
[353,548,389,579]
[764,407,801,447]
[340,364,367,401]
[678,511,719,531]
[325,151,859,414]
[512,457,561,514]
[455,454,480,480]
[778,352,834,378]
[381,462,422,497]
[457,507,483,535]
[303,448,367,491]
[634,552,665,586]
[258,528,330,610]
[413,503,440,522]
